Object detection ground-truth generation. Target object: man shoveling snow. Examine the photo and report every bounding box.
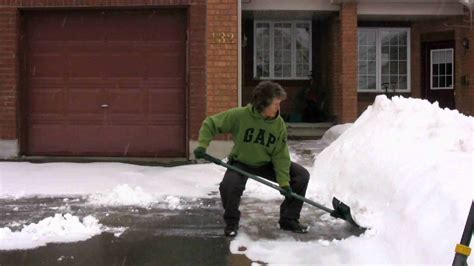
[194,81,310,237]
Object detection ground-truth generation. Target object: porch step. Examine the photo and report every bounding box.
[286,122,334,140]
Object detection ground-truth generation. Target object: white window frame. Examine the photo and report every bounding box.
[253,20,312,80]
[358,27,411,93]
[430,48,454,90]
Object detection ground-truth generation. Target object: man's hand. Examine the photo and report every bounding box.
[280,185,293,197]
[193,146,207,159]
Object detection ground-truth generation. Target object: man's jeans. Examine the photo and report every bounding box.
[219,160,310,226]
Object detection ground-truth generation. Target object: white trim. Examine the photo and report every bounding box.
[430,48,454,90]
[253,20,312,80]
[358,27,411,93]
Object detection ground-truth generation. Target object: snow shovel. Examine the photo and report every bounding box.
[203,154,366,229]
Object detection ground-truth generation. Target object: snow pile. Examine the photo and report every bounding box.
[161,195,184,210]
[234,95,474,264]
[0,214,102,250]
[88,184,187,209]
[88,184,156,207]
[320,123,353,144]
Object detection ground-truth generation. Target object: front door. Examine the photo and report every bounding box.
[422,41,455,109]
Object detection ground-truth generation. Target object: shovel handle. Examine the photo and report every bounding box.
[203,154,335,214]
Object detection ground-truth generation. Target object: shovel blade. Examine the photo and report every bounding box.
[330,197,366,229]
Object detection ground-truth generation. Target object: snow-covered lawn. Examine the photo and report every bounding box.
[1,95,472,264]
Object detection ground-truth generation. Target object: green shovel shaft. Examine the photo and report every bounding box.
[203,154,334,214]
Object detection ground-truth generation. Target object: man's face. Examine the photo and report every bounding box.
[261,98,283,119]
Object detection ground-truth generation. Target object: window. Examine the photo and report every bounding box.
[358,28,410,92]
[431,49,453,90]
[254,21,311,79]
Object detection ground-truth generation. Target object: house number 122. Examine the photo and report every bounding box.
[212,32,235,44]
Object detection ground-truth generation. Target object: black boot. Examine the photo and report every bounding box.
[279,219,310,234]
[224,224,239,237]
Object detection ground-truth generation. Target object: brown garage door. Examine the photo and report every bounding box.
[23,9,187,157]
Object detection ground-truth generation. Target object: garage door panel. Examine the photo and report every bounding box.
[29,42,62,54]
[27,124,73,154]
[148,125,186,156]
[29,89,63,114]
[106,90,144,114]
[68,89,103,113]
[146,12,186,41]
[150,90,185,115]
[28,13,107,42]
[25,9,187,157]
[67,54,107,77]
[102,18,145,41]
[102,54,146,77]
[30,55,66,77]
[148,54,185,77]
[143,42,184,53]
[67,125,108,155]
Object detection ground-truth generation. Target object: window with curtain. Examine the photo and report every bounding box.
[254,20,311,79]
[358,28,410,92]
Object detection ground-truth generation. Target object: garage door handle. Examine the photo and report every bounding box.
[101,104,109,108]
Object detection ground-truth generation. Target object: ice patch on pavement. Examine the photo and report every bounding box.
[0,213,102,250]
[102,226,128,237]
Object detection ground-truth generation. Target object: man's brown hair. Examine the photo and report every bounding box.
[251,81,287,113]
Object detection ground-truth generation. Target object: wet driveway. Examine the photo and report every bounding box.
[0,140,365,265]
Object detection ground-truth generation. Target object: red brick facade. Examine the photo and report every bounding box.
[0,8,18,140]
[338,2,358,123]
[203,0,238,141]
[327,3,359,124]
[206,0,238,115]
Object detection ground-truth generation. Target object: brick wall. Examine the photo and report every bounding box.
[0,8,18,139]
[0,0,207,155]
[339,2,358,123]
[206,0,238,115]
[328,3,358,123]
[204,0,238,140]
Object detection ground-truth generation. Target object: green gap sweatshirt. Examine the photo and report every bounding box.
[198,104,291,187]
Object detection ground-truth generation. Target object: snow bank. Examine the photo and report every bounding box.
[88,184,156,207]
[0,214,102,250]
[235,95,474,264]
[320,123,353,144]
